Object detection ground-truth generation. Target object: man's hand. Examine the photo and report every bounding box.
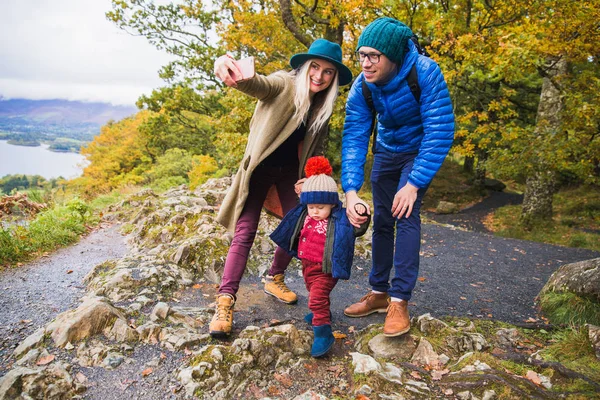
[294,178,306,196]
[346,191,370,228]
[391,183,419,219]
[214,54,240,87]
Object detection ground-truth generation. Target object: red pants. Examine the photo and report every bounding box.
[302,260,338,326]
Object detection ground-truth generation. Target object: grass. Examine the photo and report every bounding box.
[0,187,133,267]
[538,291,600,326]
[485,185,600,251]
[542,327,600,383]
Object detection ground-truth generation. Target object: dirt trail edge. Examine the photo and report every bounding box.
[0,222,128,375]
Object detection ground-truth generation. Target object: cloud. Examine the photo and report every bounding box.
[0,0,173,106]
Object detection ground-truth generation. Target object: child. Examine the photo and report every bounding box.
[270,156,369,357]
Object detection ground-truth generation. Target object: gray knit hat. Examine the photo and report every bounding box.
[300,156,339,205]
[356,17,413,64]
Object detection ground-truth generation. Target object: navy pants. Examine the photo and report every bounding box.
[370,150,428,300]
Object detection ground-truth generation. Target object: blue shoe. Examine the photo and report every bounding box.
[311,324,335,357]
[304,311,333,325]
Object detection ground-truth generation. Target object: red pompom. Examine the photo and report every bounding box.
[304,156,333,178]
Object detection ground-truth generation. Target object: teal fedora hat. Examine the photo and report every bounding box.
[290,39,353,86]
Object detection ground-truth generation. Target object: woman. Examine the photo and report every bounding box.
[210,39,353,337]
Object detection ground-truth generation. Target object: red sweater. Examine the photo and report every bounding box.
[297,216,328,263]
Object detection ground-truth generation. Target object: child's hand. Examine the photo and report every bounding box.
[354,202,369,217]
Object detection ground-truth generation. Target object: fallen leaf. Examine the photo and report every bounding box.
[192,284,201,289]
[525,317,538,323]
[142,368,153,377]
[36,354,55,366]
[20,319,32,324]
[75,372,87,383]
[348,326,356,333]
[267,386,281,396]
[410,371,421,380]
[418,277,427,282]
[273,372,293,388]
[333,331,347,339]
[355,395,371,400]
[460,296,467,300]
[66,270,73,274]
[431,368,449,380]
[526,370,541,385]
[160,352,167,360]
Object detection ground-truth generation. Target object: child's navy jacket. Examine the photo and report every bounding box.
[270,200,369,280]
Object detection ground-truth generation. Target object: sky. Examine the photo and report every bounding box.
[0,0,174,106]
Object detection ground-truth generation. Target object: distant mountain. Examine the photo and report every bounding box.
[0,97,137,125]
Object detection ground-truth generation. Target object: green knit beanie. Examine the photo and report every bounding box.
[356,17,413,64]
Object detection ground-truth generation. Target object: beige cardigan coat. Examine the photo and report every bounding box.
[216,71,329,232]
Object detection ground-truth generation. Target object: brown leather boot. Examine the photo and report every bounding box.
[383,300,410,337]
[344,292,390,317]
[209,293,235,338]
[264,274,298,304]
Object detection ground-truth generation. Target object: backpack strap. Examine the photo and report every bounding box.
[407,64,421,103]
[361,79,378,154]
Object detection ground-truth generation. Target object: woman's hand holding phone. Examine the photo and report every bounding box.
[214,55,255,87]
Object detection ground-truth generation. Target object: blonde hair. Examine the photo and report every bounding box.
[291,59,340,135]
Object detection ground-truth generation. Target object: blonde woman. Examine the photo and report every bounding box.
[210,39,353,337]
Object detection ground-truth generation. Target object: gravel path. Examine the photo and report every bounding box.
[0,222,127,376]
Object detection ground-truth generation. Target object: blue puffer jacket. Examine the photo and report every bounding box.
[270,201,368,280]
[341,41,455,192]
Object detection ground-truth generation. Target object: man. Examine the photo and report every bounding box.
[342,17,454,337]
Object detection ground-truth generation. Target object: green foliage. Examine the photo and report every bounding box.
[539,291,600,326]
[66,197,92,222]
[0,204,88,266]
[144,148,193,188]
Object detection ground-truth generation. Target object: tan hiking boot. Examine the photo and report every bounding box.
[209,293,235,338]
[383,300,410,337]
[264,274,298,304]
[344,292,390,317]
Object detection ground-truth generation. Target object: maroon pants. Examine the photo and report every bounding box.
[303,260,338,326]
[219,163,299,297]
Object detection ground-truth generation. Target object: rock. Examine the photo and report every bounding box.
[0,363,77,399]
[411,337,439,366]
[368,333,418,359]
[356,384,372,395]
[105,318,138,342]
[495,328,520,348]
[484,178,506,192]
[587,324,600,360]
[414,313,449,334]
[15,348,41,366]
[136,322,162,343]
[46,296,126,347]
[13,327,46,358]
[539,258,600,301]
[436,201,459,214]
[151,302,171,321]
[103,352,125,369]
[293,391,328,400]
[350,352,382,375]
[446,332,489,353]
[482,389,497,400]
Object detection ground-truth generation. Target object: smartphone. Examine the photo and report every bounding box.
[231,56,255,82]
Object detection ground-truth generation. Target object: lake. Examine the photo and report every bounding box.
[0,140,87,179]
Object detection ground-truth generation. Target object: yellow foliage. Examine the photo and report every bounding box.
[188,155,218,190]
[68,111,152,198]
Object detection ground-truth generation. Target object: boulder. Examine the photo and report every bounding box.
[436,201,459,214]
[46,296,126,347]
[539,258,600,301]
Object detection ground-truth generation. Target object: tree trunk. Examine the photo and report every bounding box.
[463,156,474,174]
[520,57,567,226]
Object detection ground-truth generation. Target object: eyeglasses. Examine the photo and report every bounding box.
[355,51,382,64]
